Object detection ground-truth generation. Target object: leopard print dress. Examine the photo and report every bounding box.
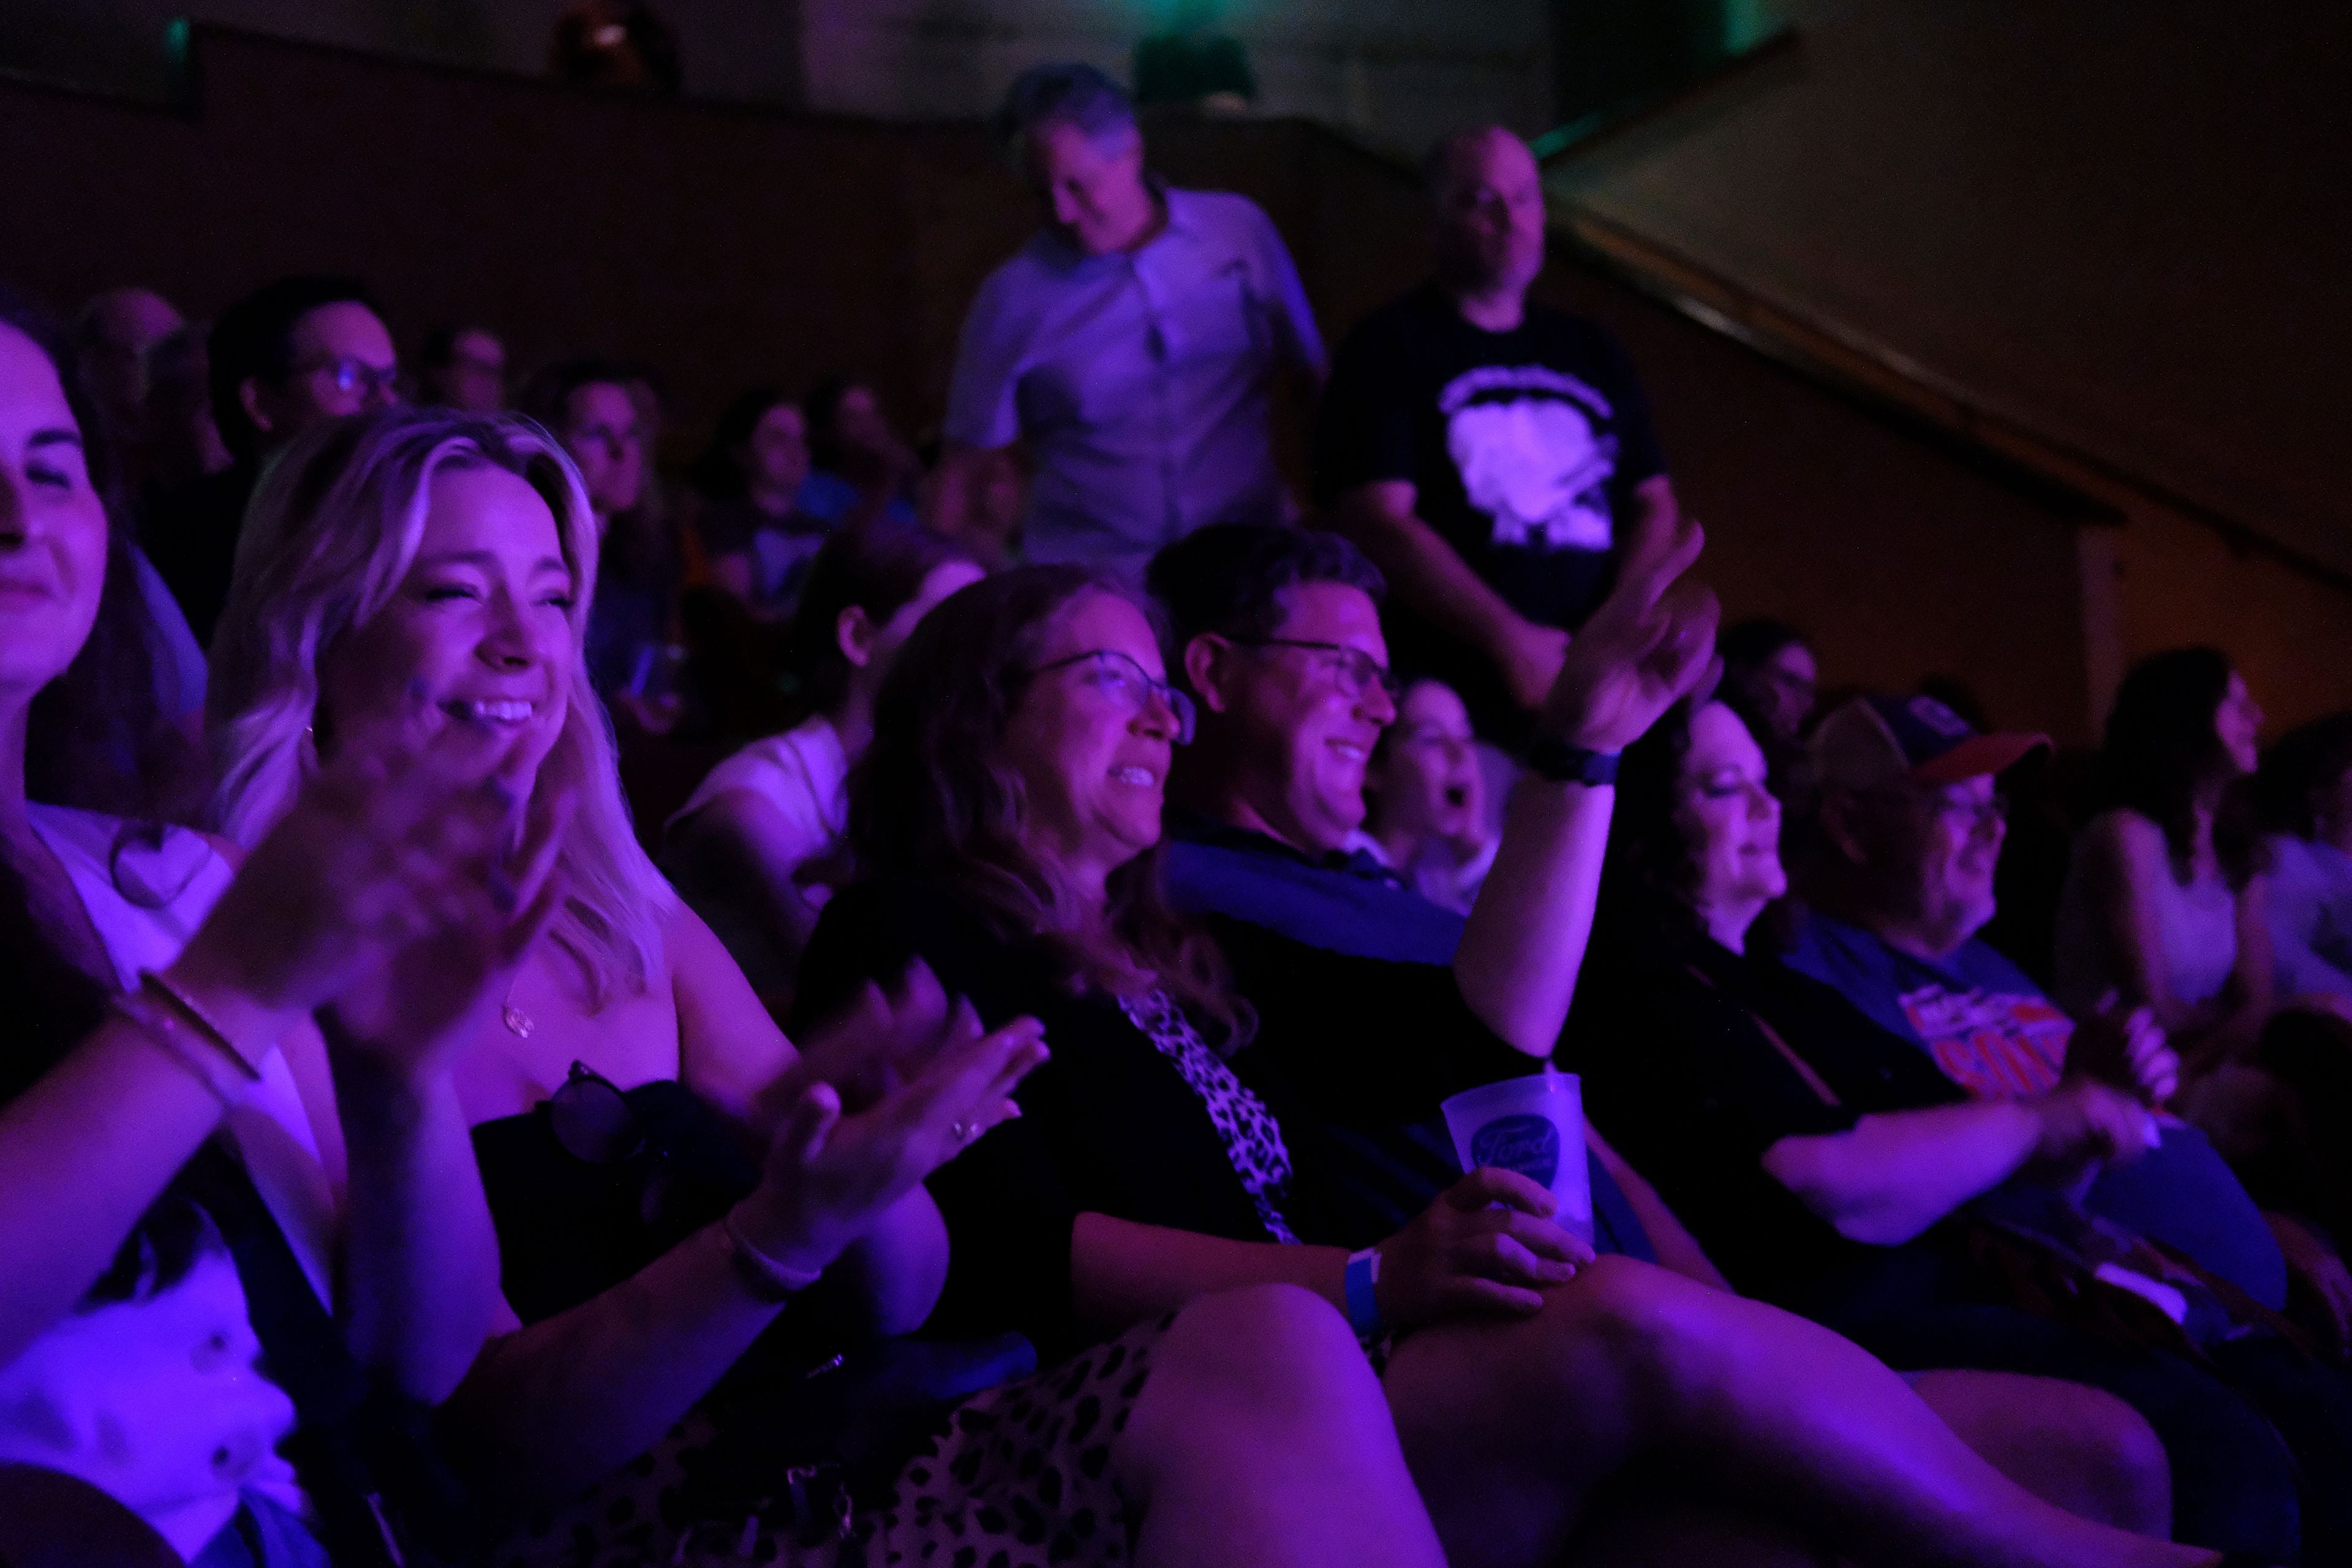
[493,991,1306,1568]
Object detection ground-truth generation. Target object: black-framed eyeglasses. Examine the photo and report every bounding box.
[548,1060,685,1230]
[1235,638,1402,704]
[1025,649,1196,744]
[290,356,400,400]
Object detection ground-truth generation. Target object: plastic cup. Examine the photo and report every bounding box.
[1440,1070,1593,1245]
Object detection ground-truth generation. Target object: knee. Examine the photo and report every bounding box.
[1529,1255,1742,1418]
[1161,1284,1374,1409]
[1991,1380,2174,1536]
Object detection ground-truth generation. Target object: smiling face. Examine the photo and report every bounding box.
[1674,701,1787,936]
[1210,581,1398,856]
[1366,679,1481,847]
[317,462,577,791]
[2214,669,2264,777]
[0,322,110,707]
[997,589,1182,894]
[1023,119,1155,256]
[1840,772,2007,956]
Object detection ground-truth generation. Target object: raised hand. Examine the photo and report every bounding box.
[1373,1168,1594,1331]
[168,693,546,1032]
[1536,507,1719,754]
[755,962,967,1125]
[730,1006,1050,1278]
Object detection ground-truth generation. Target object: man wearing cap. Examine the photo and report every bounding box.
[1793,693,2291,1306]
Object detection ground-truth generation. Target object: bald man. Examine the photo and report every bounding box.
[1313,127,1679,742]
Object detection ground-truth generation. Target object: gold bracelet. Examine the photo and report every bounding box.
[109,991,252,1109]
[140,971,269,1082]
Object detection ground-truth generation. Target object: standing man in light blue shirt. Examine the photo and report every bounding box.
[940,62,1326,584]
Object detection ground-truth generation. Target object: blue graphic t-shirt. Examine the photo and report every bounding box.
[1785,912,2285,1307]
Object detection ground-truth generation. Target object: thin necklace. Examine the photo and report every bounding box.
[501,975,534,1039]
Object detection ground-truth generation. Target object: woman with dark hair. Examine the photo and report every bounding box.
[1719,616,1819,745]
[801,375,920,530]
[797,516,2240,1567]
[0,287,562,1565]
[666,526,984,1001]
[2054,649,2272,1083]
[692,386,830,623]
[1355,676,1495,914]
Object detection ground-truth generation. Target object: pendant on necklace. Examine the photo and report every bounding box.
[502,1004,535,1039]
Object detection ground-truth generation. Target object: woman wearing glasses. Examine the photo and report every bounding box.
[793,524,2241,1568]
[207,407,1449,1567]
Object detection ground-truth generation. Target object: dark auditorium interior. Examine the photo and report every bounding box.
[1,3,2350,1565]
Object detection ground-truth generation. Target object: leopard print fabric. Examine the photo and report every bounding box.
[1117,989,1300,1245]
[492,1314,1174,1568]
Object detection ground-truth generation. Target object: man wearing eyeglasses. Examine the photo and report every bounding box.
[143,275,399,644]
[1791,692,2293,1309]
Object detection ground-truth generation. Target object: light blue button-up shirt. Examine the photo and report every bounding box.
[945,186,1325,582]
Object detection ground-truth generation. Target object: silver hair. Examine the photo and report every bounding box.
[994,61,1138,156]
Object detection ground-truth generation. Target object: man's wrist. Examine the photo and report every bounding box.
[1521,733,1621,788]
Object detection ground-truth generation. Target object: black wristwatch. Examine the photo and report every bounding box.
[1522,734,1621,787]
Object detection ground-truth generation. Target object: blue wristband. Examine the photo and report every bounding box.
[1344,1248,1385,1339]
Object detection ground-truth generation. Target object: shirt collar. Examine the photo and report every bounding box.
[1166,806,1406,887]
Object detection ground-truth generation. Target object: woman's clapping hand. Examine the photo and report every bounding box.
[731,984,1049,1280]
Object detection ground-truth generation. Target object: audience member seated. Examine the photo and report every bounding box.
[1720,616,1820,746]
[1317,126,1676,743]
[1790,693,2302,1298]
[938,62,1324,584]
[1357,677,1496,914]
[1146,524,1668,1256]
[521,358,681,717]
[800,373,921,529]
[2054,650,2274,1109]
[143,276,399,646]
[70,287,184,457]
[666,526,982,1004]
[206,406,1451,1568]
[415,323,509,414]
[797,521,2235,1567]
[0,288,538,1567]
[1144,523,2198,1533]
[136,320,232,499]
[70,295,210,731]
[691,386,829,623]
[1574,692,2352,1559]
[918,437,1024,568]
[2256,711,2352,1008]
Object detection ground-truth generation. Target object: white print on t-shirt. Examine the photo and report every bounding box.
[1438,364,1620,551]
[1896,984,2074,1099]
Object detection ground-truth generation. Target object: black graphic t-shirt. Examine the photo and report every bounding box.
[1314,285,1667,736]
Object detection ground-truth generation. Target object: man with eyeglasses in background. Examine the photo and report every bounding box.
[143,274,399,643]
[1790,692,2294,1308]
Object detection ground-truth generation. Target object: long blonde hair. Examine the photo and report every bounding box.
[208,409,670,1006]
